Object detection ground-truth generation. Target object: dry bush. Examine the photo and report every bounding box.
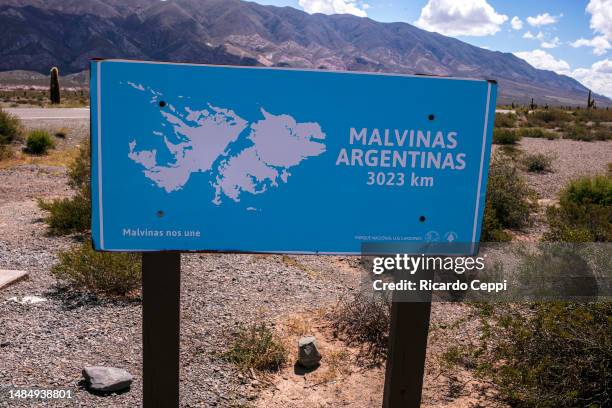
[0,144,14,160]
[224,323,287,372]
[328,292,391,367]
[522,153,554,173]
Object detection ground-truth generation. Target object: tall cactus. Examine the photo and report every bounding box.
[529,98,536,110]
[587,89,595,109]
[50,67,61,104]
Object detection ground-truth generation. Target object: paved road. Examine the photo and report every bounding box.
[4,107,89,120]
[6,107,509,120]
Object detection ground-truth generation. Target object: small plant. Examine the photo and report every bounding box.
[516,127,552,139]
[0,144,14,160]
[38,193,90,234]
[522,153,553,173]
[494,113,517,128]
[545,175,612,242]
[328,292,391,366]
[224,323,287,372]
[52,241,141,296]
[50,66,61,104]
[54,128,68,138]
[0,107,22,145]
[493,128,521,145]
[25,130,55,155]
[591,126,612,141]
[481,201,511,241]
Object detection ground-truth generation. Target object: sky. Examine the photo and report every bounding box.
[251,0,612,98]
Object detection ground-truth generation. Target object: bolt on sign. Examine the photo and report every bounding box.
[91,60,497,254]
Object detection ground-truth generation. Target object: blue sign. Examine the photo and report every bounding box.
[91,59,497,254]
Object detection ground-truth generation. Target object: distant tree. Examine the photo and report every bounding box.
[50,67,61,104]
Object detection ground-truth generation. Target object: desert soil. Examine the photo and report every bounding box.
[0,117,610,407]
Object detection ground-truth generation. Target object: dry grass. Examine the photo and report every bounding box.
[280,255,321,279]
[0,145,80,169]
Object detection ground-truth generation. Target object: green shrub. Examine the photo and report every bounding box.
[489,302,611,408]
[25,130,55,154]
[563,124,595,141]
[493,128,521,145]
[527,109,571,128]
[0,107,22,144]
[545,175,612,242]
[481,201,511,241]
[591,126,612,141]
[224,323,287,372]
[38,193,90,235]
[39,140,91,234]
[482,153,533,240]
[494,113,517,128]
[52,241,141,296]
[516,127,553,139]
[522,153,553,173]
[574,108,612,123]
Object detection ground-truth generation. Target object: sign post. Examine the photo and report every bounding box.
[90,59,496,407]
[382,269,433,408]
[142,252,181,407]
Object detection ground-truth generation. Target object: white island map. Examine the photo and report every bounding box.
[126,83,326,206]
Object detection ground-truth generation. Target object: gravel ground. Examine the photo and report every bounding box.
[0,169,360,406]
[1,128,610,407]
[517,138,612,199]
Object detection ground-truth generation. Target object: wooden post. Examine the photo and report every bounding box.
[382,269,432,408]
[142,252,181,407]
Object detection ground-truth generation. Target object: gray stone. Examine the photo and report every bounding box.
[297,336,321,368]
[82,366,132,393]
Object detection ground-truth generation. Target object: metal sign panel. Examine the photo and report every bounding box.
[91,60,497,253]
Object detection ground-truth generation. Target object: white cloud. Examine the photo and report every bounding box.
[514,49,612,98]
[569,58,612,98]
[526,12,559,27]
[510,16,523,30]
[414,0,508,37]
[586,0,612,40]
[541,36,561,49]
[571,36,611,56]
[572,1,612,56]
[298,0,368,17]
[513,49,570,72]
[523,30,559,49]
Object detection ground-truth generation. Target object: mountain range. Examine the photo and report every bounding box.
[0,0,609,106]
